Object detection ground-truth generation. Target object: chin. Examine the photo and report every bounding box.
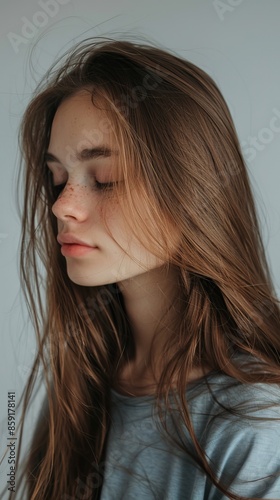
[66,270,115,288]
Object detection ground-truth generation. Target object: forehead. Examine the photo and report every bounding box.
[48,90,115,153]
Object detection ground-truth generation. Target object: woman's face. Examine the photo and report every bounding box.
[48,90,171,287]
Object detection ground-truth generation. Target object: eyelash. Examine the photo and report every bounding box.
[51,180,115,197]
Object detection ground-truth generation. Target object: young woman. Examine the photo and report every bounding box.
[6,36,280,499]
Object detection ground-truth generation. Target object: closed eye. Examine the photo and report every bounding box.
[51,180,117,199]
[46,166,118,197]
[95,180,116,190]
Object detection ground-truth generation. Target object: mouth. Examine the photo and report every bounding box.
[60,244,98,257]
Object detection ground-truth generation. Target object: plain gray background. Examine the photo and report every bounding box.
[1,0,280,495]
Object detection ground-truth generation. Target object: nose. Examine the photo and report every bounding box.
[51,181,92,222]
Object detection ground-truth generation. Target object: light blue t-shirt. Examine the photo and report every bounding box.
[101,372,280,499]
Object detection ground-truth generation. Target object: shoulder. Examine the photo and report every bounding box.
[187,369,280,422]
[187,374,280,498]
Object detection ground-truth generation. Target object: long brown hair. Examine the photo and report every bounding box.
[5,36,280,499]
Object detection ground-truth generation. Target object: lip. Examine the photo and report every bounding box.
[57,234,95,247]
[60,244,98,257]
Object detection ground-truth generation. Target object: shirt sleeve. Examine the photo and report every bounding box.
[205,406,280,499]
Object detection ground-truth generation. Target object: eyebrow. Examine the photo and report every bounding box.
[44,146,118,164]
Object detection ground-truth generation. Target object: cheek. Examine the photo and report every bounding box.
[102,196,181,259]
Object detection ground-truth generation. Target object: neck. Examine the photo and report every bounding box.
[117,264,181,378]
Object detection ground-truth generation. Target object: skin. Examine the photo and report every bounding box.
[47,90,184,394]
